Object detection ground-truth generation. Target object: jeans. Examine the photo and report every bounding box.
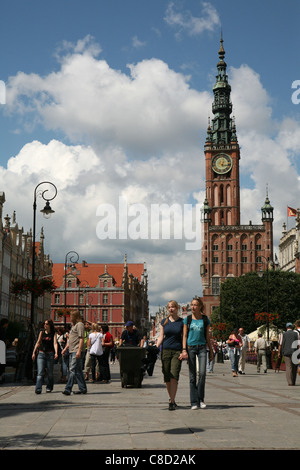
[65,352,87,393]
[61,351,69,377]
[36,351,55,392]
[188,345,207,406]
[229,348,240,373]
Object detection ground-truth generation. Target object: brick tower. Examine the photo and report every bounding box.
[200,36,274,316]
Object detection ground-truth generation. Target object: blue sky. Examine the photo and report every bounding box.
[0,0,299,310]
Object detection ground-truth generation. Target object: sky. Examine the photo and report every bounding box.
[0,0,299,315]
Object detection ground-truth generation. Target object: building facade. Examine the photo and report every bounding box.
[51,255,149,339]
[279,210,300,272]
[200,38,274,316]
[0,192,53,325]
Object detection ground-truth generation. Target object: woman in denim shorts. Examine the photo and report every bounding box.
[156,300,183,410]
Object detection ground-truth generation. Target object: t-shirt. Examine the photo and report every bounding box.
[121,329,141,346]
[68,322,85,353]
[40,330,55,353]
[161,317,183,350]
[89,332,103,356]
[183,316,210,346]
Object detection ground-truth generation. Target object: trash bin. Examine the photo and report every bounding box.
[118,346,146,388]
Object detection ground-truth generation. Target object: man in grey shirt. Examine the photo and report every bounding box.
[62,310,87,395]
[279,322,299,386]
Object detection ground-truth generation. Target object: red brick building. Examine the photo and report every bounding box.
[200,37,274,316]
[51,256,149,339]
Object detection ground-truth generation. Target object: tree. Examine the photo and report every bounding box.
[218,271,300,333]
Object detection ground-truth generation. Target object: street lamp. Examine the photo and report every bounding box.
[257,256,274,344]
[31,181,57,325]
[64,251,79,326]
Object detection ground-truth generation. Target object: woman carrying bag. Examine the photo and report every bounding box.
[87,324,104,383]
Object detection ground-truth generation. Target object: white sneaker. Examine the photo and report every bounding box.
[200,401,206,409]
[191,405,198,410]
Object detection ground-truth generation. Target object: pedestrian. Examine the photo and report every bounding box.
[101,324,114,383]
[278,322,299,386]
[238,328,251,375]
[181,297,214,409]
[87,323,104,383]
[56,326,69,383]
[227,328,243,377]
[119,321,143,347]
[207,329,217,373]
[62,310,87,395]
[32,319,58,394]
[254,332,267,374]
[156,300,184,411]
[0,318,9,384]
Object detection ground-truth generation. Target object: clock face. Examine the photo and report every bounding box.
[211,153,232,174]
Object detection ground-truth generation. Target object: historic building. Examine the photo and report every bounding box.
[51,256,149,339]
[0,192,53,325]
[200,37,274,316]
[279,209,300,272]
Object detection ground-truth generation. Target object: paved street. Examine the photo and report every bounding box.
[0,359,299,454]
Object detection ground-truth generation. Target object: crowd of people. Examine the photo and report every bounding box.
[1,303,300,404]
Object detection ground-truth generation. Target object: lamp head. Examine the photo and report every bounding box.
[41,201,55,219]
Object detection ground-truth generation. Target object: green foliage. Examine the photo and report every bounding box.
[219,270,300,333]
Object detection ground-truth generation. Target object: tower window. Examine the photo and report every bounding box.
[212,277,220,295]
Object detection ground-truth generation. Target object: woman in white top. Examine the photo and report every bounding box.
[87,323,104,383]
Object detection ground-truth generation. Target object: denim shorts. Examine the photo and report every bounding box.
[161,348,182,382]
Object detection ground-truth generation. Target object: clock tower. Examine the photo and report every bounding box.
[200,37,274,316]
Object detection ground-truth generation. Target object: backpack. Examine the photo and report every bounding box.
[186,314,209,342]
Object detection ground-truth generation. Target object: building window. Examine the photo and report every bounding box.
[55,294,60,304]
[102,309,108,322]
[212,277,220,295]
[242,257,247,263]
[79,294,84,304]
[242,244,247,250]
[256,256,262,263]
[256,244,261,250]
[227,257,233,263]
[227,244,233,251]
[103,294,108,304]
[212,245,218,251]
[212,257,218,263]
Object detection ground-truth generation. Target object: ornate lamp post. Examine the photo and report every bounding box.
[64,251,79,326]
[257,256,271,343]
[258,256,275,369]
[31,181,57,325]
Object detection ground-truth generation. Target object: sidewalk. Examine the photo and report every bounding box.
[0,359,299,452]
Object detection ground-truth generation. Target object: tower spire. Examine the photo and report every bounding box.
[209,34,233,145]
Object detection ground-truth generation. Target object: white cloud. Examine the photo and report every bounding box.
[164,1,220,38]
